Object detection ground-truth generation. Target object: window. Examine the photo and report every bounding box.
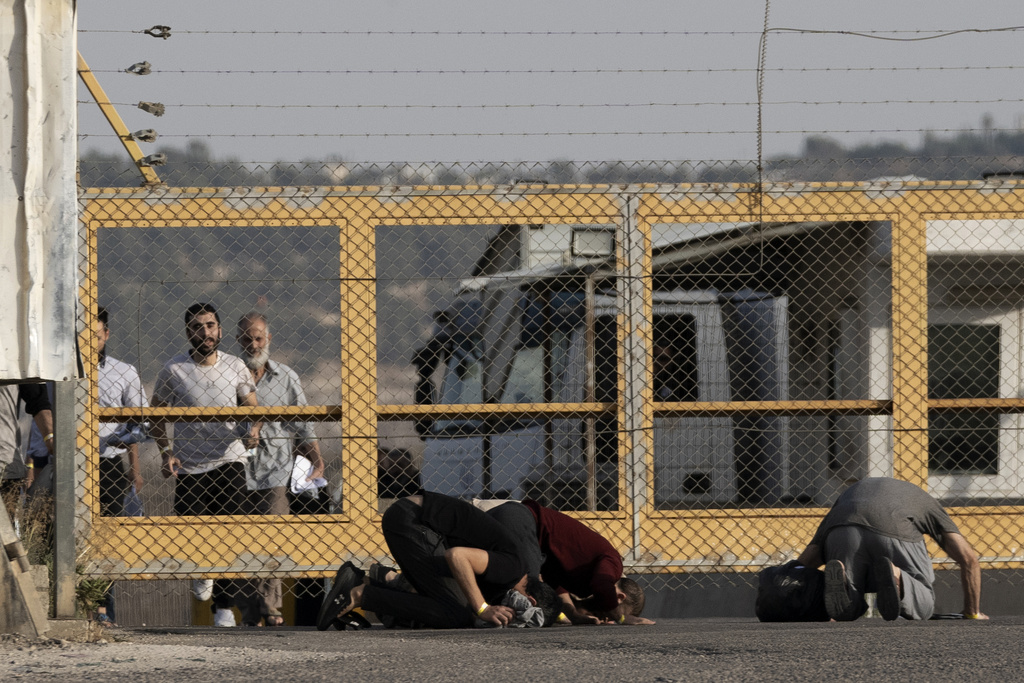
[500,330,572,403]
[928,323,1000,474]
[652,314,699,402]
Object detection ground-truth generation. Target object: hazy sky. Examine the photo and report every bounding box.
[77,2,1024,164]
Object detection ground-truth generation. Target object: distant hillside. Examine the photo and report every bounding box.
[80,129,1024,188]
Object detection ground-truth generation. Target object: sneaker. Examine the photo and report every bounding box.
[316,562,365,631]
[823,559,855,621]
[213,607,237,627]
[872,557,901,621]
[192,579,214,602]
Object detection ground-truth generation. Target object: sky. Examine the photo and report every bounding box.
[76,2,1024,165]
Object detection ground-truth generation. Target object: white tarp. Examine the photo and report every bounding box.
[0,0,78,381]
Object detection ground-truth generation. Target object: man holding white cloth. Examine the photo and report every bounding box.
[236,311,324,626]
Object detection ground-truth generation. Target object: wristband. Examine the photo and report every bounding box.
[476,602,489,616]
[557,612,569,623]
[43,433,54,442]
[160,446,173,456]
[618,614,626,624]
[26,461,34,469]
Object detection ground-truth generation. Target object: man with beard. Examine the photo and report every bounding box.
[151,302,260,628]
[235,311,323,626]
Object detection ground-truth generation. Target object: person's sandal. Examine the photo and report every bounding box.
[95,612,117,628]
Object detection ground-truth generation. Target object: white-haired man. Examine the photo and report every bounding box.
[235,311,324,627]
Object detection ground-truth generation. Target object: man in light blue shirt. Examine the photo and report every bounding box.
[237,311,323,627]
[95,307,148,515]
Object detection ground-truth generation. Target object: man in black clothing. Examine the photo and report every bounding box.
[0,384,54,490]
[318,492,558,630]
[797,477,986,621]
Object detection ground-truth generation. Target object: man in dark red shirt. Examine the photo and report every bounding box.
[488,499,653,625]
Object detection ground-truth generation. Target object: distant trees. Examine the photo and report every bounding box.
[78,122,1024,188]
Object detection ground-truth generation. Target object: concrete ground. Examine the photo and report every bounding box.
[2,617,1022,682]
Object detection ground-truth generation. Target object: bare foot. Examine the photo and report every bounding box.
[337,582,366,619]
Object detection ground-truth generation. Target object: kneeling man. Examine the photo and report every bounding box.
[797,477,986,621]
[318,492,560,629]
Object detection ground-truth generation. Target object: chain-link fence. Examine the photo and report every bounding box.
[70,172,1024,624]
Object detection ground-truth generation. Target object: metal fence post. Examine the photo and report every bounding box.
[53,379,77,618]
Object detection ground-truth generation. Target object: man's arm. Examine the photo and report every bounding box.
[444,546,514,626]
[290,377,323,480]
[20,384,54,455]
[239,389,261,448]
[127,443,143,491]
[295,440,325,481]
[149,395,179,478]
[31,409,55,455]
[125,366,146,490]
[942,532,987,619]
[558,593,598,625]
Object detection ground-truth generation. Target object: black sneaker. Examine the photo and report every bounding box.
[824,560,855,621]
[872,557,901,621]
[316,562,364,631]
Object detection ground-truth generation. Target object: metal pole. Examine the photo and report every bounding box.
[53,380,77,618]
[584,274,598,511]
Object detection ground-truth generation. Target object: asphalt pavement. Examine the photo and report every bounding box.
[3,617,1022,682]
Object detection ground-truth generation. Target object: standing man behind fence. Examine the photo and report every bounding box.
[91,306,149,627]
[94,307,148,517]
[151,302,261,628]
[236,311,324,627]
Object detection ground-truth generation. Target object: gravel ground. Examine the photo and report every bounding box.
[3,617,1023,682]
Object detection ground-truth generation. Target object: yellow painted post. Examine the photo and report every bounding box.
[890,211,929,488]
[342,204,384,556]
[76,53,162,186]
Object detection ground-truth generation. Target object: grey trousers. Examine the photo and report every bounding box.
[242,486,288,620]
[824,524,936,620]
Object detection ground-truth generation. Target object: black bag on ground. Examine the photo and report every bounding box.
[755,560,830,622]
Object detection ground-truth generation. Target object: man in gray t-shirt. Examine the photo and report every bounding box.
[151,302,260,628]
[798,477,986,621]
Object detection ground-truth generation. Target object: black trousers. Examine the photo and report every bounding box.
[174,462,249,610]
[360,497,473,629]
[99,456,130,517]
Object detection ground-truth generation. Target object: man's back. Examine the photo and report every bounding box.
[523,500,622,611]
[812,477,960,546]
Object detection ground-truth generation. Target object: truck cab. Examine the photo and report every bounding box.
[413,223,790,510]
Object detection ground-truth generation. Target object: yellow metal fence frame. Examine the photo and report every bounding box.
[79,180,1024,577]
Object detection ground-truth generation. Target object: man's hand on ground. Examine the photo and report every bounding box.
[479,604,515,626]
[570,612,601,625]
[622,615,656,625]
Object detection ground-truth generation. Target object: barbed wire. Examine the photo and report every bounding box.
[77,27,1024,37]
[84,65,1024,76]
[78,98,1024,110]
[76,126,1024,140]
